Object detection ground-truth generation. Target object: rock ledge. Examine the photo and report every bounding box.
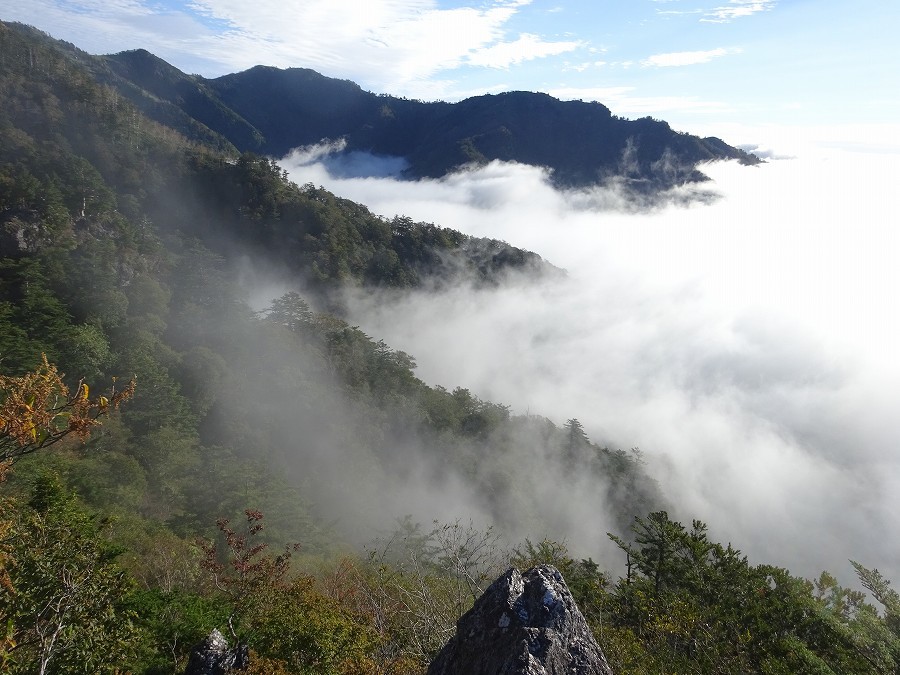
[428,564,613,675]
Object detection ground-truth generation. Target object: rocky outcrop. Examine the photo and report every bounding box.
[184,629,249,675]
[428,565,613,675]
[0,213,54,256]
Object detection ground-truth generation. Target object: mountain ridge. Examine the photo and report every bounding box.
[97,46,759,191]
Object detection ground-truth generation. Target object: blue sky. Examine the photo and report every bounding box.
[3,0,898,136]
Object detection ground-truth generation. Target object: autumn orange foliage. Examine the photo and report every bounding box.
[0,354,134,464]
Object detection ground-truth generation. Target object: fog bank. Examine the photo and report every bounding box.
[281,135,900,583]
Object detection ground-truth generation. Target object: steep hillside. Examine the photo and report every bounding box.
[0,18,655,547]
[101,48,264,152]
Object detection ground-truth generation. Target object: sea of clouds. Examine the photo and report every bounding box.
[279,129,900,584]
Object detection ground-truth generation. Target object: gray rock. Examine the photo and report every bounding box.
[0,214,51,256]
[184,629,249,675]
[428,565,613,675]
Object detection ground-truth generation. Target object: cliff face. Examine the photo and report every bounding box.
[428,565,614,675]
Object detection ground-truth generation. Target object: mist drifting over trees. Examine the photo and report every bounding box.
[1,19,899,674]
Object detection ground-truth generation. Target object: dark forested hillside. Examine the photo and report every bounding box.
[1,19,897,675]
[96,41,759,190]
[205,67,759,189]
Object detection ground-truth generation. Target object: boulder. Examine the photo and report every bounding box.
[184,629,249,675]
[428,564,613,675]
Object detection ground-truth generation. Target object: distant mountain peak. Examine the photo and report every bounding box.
[57,32,762,191]
[203,65,760,189]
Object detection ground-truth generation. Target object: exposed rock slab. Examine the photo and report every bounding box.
[184,629,249,675]
[428,564,613,675]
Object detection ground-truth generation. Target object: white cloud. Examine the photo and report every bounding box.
[4,0,224,68]
[467,32,581,69]
[702,0,776,23]
[563,60,607,73]
[656,9,704,15]
[186,0,523,86]
[279,129,900,582]
[642,47,737,67]
[5,0,576,92]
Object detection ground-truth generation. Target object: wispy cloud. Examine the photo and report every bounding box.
[642,47,738,67]
[702,0,776,23]
[563,60,607,73]
[5,0,576,92]
[186,0,540,86]
[656,9,704,16]
[467,32,581,69]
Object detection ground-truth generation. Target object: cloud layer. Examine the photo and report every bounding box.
[281,136,900,584]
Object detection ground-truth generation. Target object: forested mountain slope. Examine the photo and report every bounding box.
[0,17,618,535]
[100,42,759,190]
[1,19,897,675]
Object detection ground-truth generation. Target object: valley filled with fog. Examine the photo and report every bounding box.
[282,135,900,584]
